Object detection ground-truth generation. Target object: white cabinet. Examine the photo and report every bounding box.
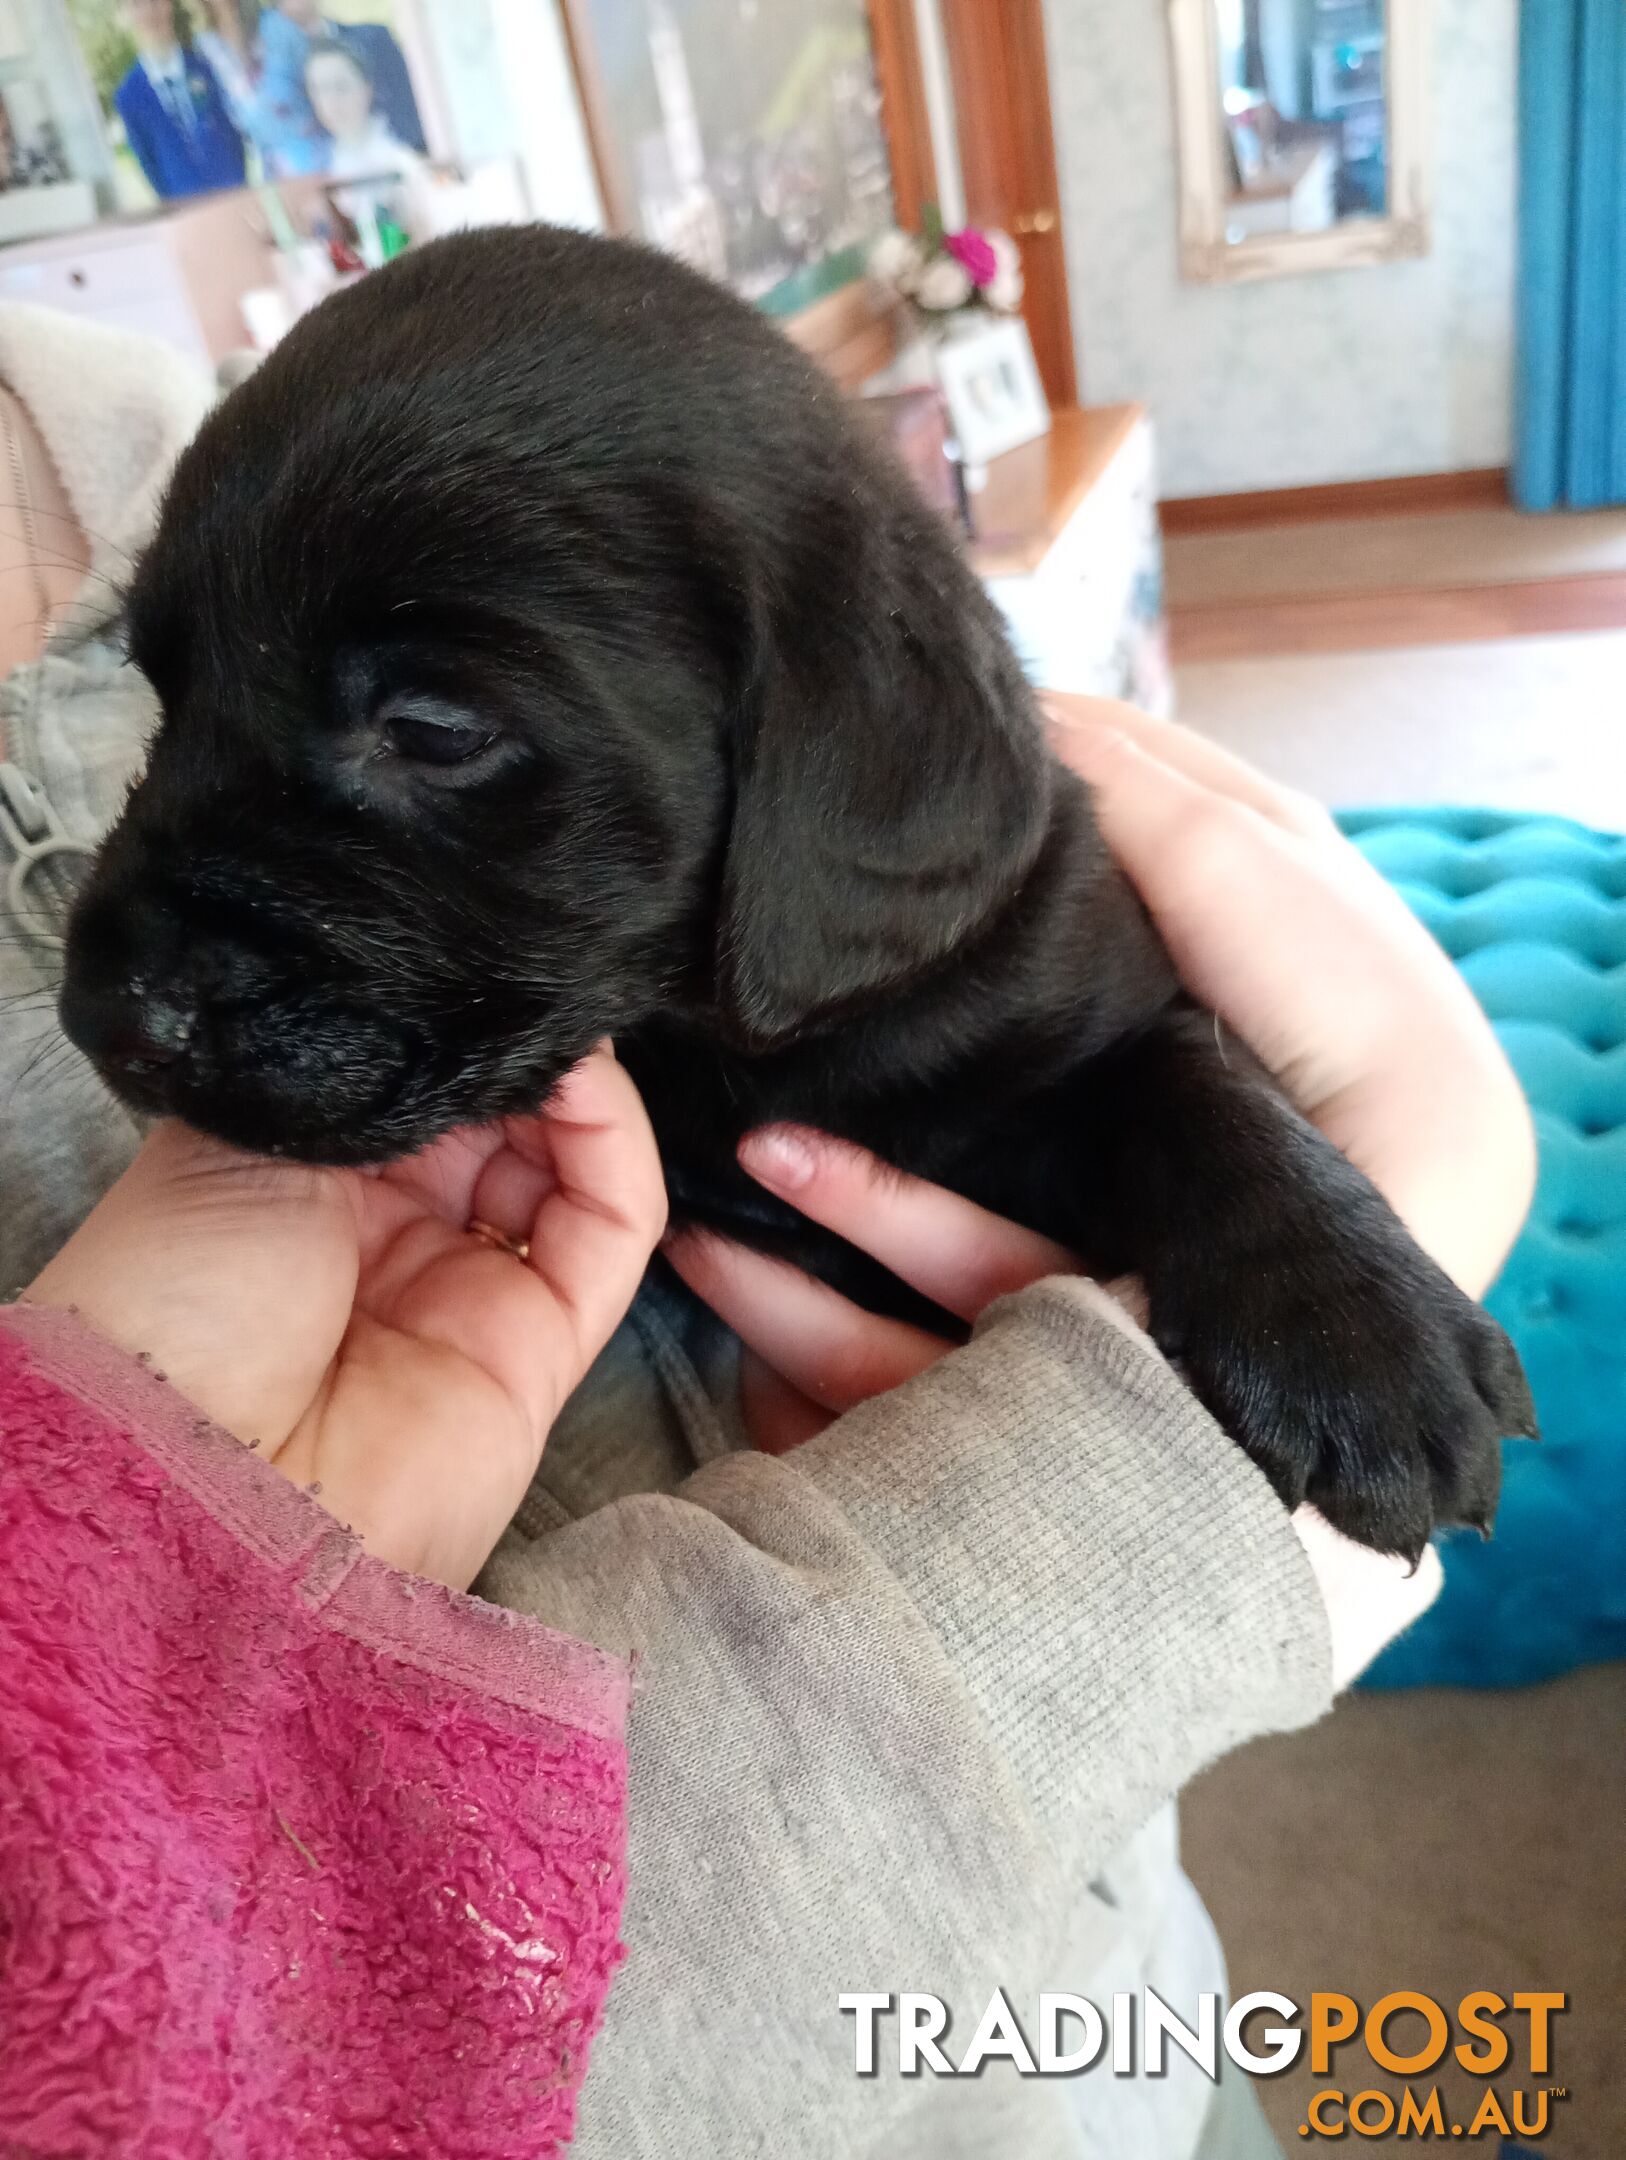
[0,195,275,369]
[972,405,1171,715]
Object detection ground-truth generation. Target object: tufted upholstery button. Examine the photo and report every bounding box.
[1338,807,1626,1690]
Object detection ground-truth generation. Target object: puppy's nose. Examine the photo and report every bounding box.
[61,979,198,1078]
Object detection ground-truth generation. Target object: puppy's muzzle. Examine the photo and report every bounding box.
[59,944,423,1144]
[60,975,198,1090]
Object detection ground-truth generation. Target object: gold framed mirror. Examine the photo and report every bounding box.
[1168,0,1431,283]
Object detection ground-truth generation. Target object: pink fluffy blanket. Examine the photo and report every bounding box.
[0,1305,630,2157]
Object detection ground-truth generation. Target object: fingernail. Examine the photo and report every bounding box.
[739,1125,818,1191]
[1050,717,1133,776]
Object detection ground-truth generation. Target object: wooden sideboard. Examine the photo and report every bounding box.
[968,404,1171,715]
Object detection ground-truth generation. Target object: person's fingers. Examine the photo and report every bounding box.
[1043,696,1336,840]
[468,1130,559,1247]
[738,1347,836,1454]
[1054,718,1311,931]
[468,1029,621,1243]
[733,1127,1077,1322]
[1042,720,1434,1082]
[1293,1506,1445,1691]
[1049,719,1533,1293]
[357,1054,665,1442]
[371,1044,621,1254]
[664,1227,951,1413]
[369,1120,507,1234]
[513,1047,668,1366]
[1049,710,1458,1010]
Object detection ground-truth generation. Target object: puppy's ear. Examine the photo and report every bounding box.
[715,627,1051,1045]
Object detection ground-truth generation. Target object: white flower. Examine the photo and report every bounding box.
[914,256,973,311]
[868,229,923,295]
[985,264,1025,312]
[988,229,1020,278]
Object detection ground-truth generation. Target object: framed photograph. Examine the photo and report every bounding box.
[933,316,1050,467]
[64,1,430,211]
[561,0,896,315]
[0,76,93,241]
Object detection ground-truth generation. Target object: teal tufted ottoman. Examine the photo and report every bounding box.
[1335,808,1626,1690]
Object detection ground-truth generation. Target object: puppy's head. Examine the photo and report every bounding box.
[62,226,1049,1162]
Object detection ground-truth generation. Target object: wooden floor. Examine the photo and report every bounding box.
[1163,489,1626,660]
[1171,567,1626,661]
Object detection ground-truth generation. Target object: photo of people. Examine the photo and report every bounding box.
[303,35,433,254]
[577,0,894,312]
[109,0,245,201]
[246,1,424,180]
[303,36,422,183]
[65,0,426,207]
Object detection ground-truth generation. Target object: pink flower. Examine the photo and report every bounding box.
[943,227,999,288]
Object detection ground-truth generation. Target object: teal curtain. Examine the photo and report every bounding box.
[1515,0,1626,509]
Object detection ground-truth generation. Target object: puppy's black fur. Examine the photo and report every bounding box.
[61,225,1536,1557]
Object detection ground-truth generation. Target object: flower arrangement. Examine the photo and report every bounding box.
[868,211,1024,329]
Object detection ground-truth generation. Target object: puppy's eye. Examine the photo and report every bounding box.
[379,707,496,767]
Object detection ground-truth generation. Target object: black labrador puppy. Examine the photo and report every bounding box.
[59,225,1535,1557]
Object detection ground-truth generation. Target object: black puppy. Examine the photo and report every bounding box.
[60,225,1535,1557]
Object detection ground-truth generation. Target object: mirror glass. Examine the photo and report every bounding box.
[1210,0,1389,246]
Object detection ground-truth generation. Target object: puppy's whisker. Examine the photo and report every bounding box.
[0,503,138,569]
[4,1030,84,1108]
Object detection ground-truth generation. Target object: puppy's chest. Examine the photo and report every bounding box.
[617,1024,1098,1303]
[618,1031,843,1238]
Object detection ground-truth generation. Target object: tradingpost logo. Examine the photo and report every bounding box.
[838,1988,1569,2140]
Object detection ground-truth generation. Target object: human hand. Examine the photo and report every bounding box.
[26,1046,666,1590]
[1042,695,1536,1300]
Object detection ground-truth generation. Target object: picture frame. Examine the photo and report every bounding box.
[933,316,1050,466]
[63,0,432,214]
[559,0,898,317]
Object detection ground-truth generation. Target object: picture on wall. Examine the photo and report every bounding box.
[0,76,69,191]
[0,4,103,244]
[568,0,894,313]
[64,1,428,209]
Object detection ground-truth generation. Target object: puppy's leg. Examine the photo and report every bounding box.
[1070,1003,1537,1559]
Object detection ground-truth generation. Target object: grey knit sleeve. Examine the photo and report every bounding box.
[481,1276,1332,2160]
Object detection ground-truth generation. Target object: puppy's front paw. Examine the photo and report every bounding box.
[1152,1224,1538,1560]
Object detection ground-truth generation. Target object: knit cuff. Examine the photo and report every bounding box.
[792,1276,1333,1848]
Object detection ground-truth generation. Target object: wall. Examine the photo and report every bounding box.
[1041,0,1517,498]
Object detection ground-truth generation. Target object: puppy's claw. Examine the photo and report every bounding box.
[1153,1248,1534,1558]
